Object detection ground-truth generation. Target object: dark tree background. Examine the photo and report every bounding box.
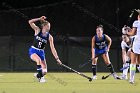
[0,0,139,71]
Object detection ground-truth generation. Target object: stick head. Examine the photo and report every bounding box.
[102,76,106,80]
[89,78,92,82]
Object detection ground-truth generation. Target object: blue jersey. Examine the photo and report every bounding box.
[94,34,108,55]
[29,31,49,61]
[33,31,49,49]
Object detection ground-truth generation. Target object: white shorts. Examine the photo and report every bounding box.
[132,42,140,54]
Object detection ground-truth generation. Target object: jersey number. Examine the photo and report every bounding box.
[38,42,42,48]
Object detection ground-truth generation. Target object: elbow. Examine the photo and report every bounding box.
[127,30,136,36]
[28,20,32,24]
[28,20,31,24]
[110,39,112,43]
[132,32,136,36]
[110,40,112,44]
[108,41,112,45]
[127,32,134,36]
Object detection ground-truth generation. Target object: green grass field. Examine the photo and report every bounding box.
[0,72,139,93]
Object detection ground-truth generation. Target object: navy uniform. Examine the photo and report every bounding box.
[29,31,49,60]
[94,34,107,55]
[91,34,108,79]
[92,34,121,80]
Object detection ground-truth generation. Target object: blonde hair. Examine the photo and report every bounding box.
[40,20,49,27]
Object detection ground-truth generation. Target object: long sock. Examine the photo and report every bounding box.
[37,65,43,78]
[107,63,115,74]
[92,64,97,76]
[137,64,140,72]
[130,64,136,82]
[123,62,129,76]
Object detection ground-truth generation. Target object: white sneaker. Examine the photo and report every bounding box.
[34,73,37,77]
[92,75,97,80]
[119,74,128,80]
[39,77,46,83]
[34,73,46,83]
[112,73,121,80]
[34,73,40,81]
[129,80,134,84]
[121,74,128,80]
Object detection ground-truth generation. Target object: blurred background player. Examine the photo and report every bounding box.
[91,25,120,80]
[123,9,140,84]
[28,16,62,82]
[121,34,133,79]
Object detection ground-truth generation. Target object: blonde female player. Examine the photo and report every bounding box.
[28,16,62,83]
[123,9,140,84]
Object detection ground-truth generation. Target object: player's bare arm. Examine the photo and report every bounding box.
[105,34,112,52]
[127,27,137,36]
[122,49,127,63]
[28,16,46,35]
[49,34,62,65]
[91,36,95,60]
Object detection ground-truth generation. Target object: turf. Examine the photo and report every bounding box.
[0,72,139,93]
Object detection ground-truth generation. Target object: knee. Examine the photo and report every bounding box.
[105,61,111,65]
[31,55,42,64]
[36,59,42,64]
[131,59,137,64]
[92,61,97,65]
[92,58,97,64]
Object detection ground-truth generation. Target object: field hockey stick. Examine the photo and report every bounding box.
[102,73,112,79]
[120,65,129,71]
[61,64,92,82]
[126,9,135,26]
[122,9,136,32]
[102,73,121,80]
[79,51,106,68]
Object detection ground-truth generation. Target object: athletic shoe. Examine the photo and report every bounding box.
[137,66,140,72]
[34,73,46,83]
[112,73,121,80]
[92,75,97,80]
[122,75,128,80]
[34,73,40,82]
[34,73,38,77]
[39,77,46,83]
[129,80,134,84]
[121,74,128,80]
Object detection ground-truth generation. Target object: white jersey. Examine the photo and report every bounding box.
[121,36,134,51]
[133,20,140,38]
[121,41,131,50]
[132,20,140,54]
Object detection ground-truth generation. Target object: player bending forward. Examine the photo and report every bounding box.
[121,34,134,79]
[91,25,120,80]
